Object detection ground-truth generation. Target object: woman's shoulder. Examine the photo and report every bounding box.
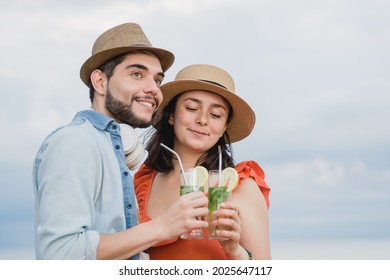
[234,160,270,208]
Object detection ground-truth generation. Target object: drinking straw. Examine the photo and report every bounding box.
[218,145,222,186]
[160,143,188,185]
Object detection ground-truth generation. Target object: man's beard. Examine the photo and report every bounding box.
[105,89,153,128]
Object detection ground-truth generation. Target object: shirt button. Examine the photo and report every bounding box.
[115,145,120,150]
[127,203,132,209]
[123,171,129,176]
[112,124,118,130]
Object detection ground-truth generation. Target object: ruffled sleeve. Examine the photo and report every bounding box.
[235,160,270,208]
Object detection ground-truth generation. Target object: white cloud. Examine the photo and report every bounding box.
[280,158,345,186]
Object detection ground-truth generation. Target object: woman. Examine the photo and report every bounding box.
[134,64,271,259]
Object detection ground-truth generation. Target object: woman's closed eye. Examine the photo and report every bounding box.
[211,113,222,118]
[186,106,198,112]
[210,108,226,119]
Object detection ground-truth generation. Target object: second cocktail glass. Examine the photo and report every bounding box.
[207,170,230,240]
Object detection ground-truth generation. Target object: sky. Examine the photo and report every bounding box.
[0,0,389,260]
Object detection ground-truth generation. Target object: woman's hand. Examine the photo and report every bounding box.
[212,201,247,259]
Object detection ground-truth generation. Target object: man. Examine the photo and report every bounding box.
[33,23,208,260]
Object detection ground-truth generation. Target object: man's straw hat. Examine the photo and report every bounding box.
[158,64,256,143]
[80,23,174,86]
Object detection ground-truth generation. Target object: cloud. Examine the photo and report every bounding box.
[266,157,390,240]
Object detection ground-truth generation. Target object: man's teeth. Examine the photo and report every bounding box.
[138,101,153,107]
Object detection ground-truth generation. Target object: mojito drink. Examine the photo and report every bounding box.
[207,185,230,239]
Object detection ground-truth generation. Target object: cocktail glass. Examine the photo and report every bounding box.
[207,170,230,240]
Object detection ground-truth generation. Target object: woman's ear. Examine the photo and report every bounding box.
[221,125,227,137]
[90,69,107,96]
[168,115,174,125]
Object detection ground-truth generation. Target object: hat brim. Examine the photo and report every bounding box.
[80,45,174,86]
[157,80,255,143]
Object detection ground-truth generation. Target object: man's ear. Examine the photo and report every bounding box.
[90,69,107,96]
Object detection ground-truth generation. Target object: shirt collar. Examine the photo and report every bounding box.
[74,110,118,132]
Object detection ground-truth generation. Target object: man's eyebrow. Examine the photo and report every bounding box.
[126,64,165,78]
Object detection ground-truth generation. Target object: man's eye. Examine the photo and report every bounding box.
[131,72,142,78]
[155,79,162,86]
[211,113,221,118]
[186,107,197,111]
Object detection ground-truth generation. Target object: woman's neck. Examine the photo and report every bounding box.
[172,146,203,171]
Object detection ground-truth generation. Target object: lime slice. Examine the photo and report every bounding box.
[192,166,208,190]
[221,167,239,192]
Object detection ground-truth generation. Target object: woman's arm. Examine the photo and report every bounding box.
[231,177,271,259]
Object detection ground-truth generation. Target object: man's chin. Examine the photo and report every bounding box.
[135,122,152,129]
[124,118,152,129]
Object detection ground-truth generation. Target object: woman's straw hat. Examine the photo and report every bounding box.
[158,64,256,143]
[80,23,174,86]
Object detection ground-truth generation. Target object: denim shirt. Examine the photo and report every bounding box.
[32,110,139,260]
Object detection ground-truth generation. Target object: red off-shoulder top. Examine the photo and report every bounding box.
[134,160,270,260]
